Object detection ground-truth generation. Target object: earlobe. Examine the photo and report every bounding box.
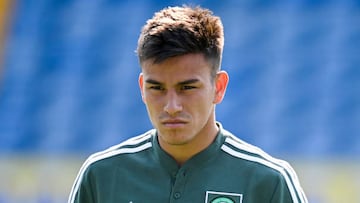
[214,71,229,104]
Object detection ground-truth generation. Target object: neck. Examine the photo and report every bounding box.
[159,120,219,166]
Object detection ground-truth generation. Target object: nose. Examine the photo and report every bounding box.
[164,90,182,116]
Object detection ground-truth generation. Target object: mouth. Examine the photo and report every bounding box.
[161,119,187,128]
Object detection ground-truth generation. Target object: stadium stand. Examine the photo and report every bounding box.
[0,0,359,156]
[0,1,360,203]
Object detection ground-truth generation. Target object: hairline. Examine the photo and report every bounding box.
[140,53,220,83]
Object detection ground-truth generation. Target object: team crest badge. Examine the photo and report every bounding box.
[205,191,243,203]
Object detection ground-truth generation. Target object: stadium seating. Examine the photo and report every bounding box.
[0,0,359,157]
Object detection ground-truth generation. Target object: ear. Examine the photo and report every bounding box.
[214,70,229,104]
[138,73,145,103]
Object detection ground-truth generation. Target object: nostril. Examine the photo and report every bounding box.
[164,103,183,115]
[164,104,182,115]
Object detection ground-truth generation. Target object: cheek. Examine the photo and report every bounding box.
[188,93,214,113]
[143,95,163,114]
[143,101,158,124]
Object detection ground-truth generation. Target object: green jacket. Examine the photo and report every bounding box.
[69,124,307,203]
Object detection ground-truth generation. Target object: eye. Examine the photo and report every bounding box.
[181,85,196,90]
[148,85,164,91]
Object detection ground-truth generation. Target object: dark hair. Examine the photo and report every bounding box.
[136,5,224,78]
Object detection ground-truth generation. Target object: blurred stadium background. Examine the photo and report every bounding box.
[0,0,359,202]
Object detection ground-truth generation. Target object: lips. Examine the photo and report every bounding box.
[161,119,187,128]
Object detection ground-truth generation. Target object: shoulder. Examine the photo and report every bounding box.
[68,130,155,202]
[220,129,307,202]
[84,129,155,167]
[76,130,154,179]
[221,129,290,171]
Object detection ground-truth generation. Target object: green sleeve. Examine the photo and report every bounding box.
[270,175,297,203]
[71,167,96,203]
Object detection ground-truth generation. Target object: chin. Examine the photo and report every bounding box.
[159,131,192,145]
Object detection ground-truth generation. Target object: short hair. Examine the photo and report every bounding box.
[136,5,224,78]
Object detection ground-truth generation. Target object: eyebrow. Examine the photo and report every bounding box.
[145,79,162,85]
[145,78,200,85]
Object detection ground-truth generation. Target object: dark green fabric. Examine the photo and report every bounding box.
[69,124,306,203]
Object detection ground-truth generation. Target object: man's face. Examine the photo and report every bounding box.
[139,53,228,148]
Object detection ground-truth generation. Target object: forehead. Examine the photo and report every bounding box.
[141,53,212,82]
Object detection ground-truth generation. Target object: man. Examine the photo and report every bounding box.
[68,5,308,203]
